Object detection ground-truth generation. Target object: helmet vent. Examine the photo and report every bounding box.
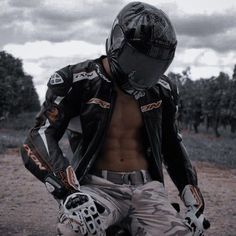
[133,3,145,14]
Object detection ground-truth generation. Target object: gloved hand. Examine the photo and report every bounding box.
[181,185,210,236]
[62,191,106,236]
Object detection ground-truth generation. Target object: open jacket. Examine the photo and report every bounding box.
[21,56,197,196]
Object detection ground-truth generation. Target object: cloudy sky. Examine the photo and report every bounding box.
[1,0,236,102]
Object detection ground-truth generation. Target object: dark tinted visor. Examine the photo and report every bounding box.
[117,42,173,89]
[131,39,176,60]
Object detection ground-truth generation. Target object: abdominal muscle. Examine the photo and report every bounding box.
[94,87,149,172]
[95,130,148,171]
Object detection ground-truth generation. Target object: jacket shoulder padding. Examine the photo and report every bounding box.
[47,60,94,97]
[158,75,179,105]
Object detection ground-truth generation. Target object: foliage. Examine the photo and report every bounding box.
[0,51,40,120]
[168,66,236,136]
[0,112,38,154]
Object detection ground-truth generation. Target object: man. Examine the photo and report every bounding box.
[21,2,209,235]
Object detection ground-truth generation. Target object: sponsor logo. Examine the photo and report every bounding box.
[158,79,171,91]
[87,98,111,109]
[141,100,162,112]
[66,166,80,190]
[23,144,47,170]
[132,90,145,99]
[95,64,111,82]
[190,185,202,207]
[73,70,97,82]
[128,70,136,79]
[57,166,80,190]
[49,73,64,85]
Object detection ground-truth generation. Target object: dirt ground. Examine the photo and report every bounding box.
[0,148,236,236]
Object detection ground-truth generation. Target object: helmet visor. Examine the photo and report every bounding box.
[117,42,174,90]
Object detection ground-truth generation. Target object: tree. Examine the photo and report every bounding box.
[233,64,236,80]
[229,66,236,132]
[0,51,40,119]
[169,68,234,136]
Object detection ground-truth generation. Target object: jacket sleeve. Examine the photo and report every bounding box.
[160,77,198,193]
[20,66,81,199]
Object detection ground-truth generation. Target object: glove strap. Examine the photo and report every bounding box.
[181,185,205,217]
[45,165,80,199]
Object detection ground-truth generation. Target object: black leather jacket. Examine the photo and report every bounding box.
[21,56,197,194]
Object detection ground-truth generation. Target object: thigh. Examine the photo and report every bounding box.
[129,181,191,236]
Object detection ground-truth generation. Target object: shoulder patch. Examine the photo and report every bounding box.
[47,66,73,96]
[49,72,64,85]
[158,79,171,91]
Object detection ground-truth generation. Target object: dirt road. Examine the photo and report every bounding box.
[0,148,236,236]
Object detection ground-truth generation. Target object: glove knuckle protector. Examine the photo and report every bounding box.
[63,192,106,236]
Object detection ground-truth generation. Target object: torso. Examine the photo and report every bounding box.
[94,86,149,172]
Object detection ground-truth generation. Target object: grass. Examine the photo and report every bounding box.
[0,112,36,154]
[0,112,37,130]
[0,129,26,153]
[182,126,236,168]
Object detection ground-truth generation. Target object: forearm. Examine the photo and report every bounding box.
[20,100,79,199]
[21,133,79,199]
[163,133,198,193]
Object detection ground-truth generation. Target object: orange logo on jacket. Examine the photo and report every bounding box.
[141,100,162,112]
[87,98,110,109]
[57,166,79,190]
[23,144,47,170]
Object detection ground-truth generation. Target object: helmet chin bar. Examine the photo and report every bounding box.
[108,55,146,99]
[116,77,146,99]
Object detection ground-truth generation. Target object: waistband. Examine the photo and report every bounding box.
[91,169,152,185]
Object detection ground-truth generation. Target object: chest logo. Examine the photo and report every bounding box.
[141,100,162,112]
[87,98,111,109]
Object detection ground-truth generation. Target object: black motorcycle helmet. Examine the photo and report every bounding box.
[106,1,177,96]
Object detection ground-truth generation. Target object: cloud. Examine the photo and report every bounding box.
[1,0,236,54]
[172,10,236,52]
[178,30,236,52]
[0,0,125,49]
[8,0,44,8]
[3,40,105,102]
[2,0,236,103]
[171,47,236,80]
[4,40,105,59]
[174,12,236,37]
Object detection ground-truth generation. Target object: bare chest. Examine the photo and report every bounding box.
[96,88,147,171]
[110,90,143,132]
